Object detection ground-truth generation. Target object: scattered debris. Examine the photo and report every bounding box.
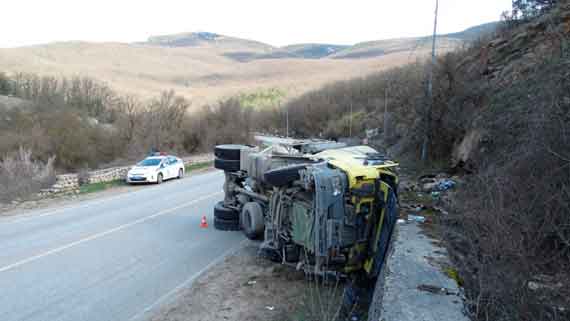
[527,275,564,292]
[407,215,426,223]
[437,179,456,191]
[265,306,275,311]
[433,206,449,216]
[417,284,457,296]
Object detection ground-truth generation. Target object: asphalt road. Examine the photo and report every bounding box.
[0,170,243,321]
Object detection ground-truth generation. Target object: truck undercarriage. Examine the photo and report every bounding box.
[212,138,399,309]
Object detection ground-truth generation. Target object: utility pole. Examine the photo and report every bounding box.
[384,86,388,140]
[349,102,353,137]
[285,102,289,138]
[421,0,439,162]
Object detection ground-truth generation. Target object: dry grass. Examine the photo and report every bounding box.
[0,42,450,107]
[0,147,55,202]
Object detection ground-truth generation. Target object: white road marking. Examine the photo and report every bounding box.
[0,191,222,274]
[127,240,246,321]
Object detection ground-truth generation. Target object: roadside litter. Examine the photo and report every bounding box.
[437,179,456,191]
[417,284,457,296]
[419,176,457,192]
[265,306,275,311]
[408,215,426,223]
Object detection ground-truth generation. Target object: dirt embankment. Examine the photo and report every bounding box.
[150,241,332,321]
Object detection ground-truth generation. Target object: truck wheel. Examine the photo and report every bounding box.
[214,144,248,161]
[263,164,306,187]
[214,201,239,220]
[214,217,241,231]
[214,158,240,172]
[241,202,265,240]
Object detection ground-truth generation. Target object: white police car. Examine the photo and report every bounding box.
[126,155,184,184]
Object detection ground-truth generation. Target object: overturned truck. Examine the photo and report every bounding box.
[213,138,399,302]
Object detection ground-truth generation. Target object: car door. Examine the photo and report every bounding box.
[176,157,184,175]
[167,157,177,179]
[158,159,168,179]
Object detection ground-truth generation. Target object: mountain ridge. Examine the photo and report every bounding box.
[141,22,499,61]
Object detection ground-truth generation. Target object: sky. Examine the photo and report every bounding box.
[0,0,512,48]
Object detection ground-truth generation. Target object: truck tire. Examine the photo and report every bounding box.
[263,164,306,187]
[214,158,240,172]
[214,217,241,231]
[241,202,265,240]
[214,144,248,161]
[214,201,239,220]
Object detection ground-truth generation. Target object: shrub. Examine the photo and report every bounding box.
[0,148,55,202]
[0,72,11,95]
[513,0,558,19]
[442,56,570,321]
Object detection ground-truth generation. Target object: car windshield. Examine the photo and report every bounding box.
[137,158,162,166]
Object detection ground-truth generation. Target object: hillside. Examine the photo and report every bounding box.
[143,24,497,61]
[443,21,499,40]
[144,31,274,52]
[0,43,434,107]
[0,23,495,107]
[328,24,498,59]
[329,36,463,59]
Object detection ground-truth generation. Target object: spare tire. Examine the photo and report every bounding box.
[240,202,265,240]
[263,164,306,187]
[214,158,240,172]
[215,144,248,161]
[214,201,239,220]
[214,217,241,231]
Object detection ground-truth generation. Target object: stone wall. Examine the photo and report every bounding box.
[39,154,213,196]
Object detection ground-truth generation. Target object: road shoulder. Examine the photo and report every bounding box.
[149,240,315,321]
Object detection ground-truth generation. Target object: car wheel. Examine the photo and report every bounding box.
[214,144,249,161]
[157,173,163,184]
[263,164,307,187]
[214,201,239,220]
[213,217,241,231]
[214,158,240,172]
[178,168,184,179]
[241,202,265,240]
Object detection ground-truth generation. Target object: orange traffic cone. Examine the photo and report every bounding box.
[200,215,208,228]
